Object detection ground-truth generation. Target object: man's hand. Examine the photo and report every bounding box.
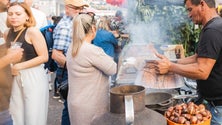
[153,53,171,74]
[52,49,66,67]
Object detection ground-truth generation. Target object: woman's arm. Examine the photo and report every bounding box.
[12,27,48,71]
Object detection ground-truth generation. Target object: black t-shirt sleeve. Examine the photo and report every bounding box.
[197,28,222,60]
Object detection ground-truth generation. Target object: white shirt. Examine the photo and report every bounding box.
[0,12,7,34]
[0,12,7,45]
[31,7,47,29]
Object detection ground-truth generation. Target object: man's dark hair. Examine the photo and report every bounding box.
[184,0,215,8]
[52,16,62,25]
[220,9,222,17]
[115,10,123,18]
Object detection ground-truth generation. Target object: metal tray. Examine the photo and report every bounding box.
[134,70,184,89]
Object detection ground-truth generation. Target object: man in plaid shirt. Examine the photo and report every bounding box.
[51,0,88,125]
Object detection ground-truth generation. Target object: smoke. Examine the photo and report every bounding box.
[123,0,188,46]
[127,21,164,44]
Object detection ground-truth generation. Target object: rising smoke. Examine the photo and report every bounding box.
[123,0,189,46]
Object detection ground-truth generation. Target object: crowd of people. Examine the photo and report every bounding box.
[1,0,222,125]
[0,0,123,125]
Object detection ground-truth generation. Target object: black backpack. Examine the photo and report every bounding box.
[40,25,58,72]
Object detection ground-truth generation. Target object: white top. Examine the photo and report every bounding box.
[0,12,7,45]
[66,42,117,125]
[0,12,7,34]
[31,8,47,29]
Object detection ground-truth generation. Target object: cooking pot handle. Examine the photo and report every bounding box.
[125,95,134,125]
[173,94,198,99]
[157,99,173,106]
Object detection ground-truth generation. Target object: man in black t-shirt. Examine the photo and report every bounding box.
[151,0,222,124]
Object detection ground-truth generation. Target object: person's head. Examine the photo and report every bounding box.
[97,16,111,31]
[184,0,216,25]
[71,13,96,57]
[10,0,33,7]
[220,9,222,17]
[6,1,36,29]
[115,10,123,19]
[0,0,10,12]
[115,10,123,20]
[24,0,33,6]
[184,0,215,7]
[64,0,89,17]
[52,16,62,25]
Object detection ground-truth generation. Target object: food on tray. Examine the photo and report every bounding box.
[165,102,211,124]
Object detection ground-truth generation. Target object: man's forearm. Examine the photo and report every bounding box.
[177,54,197,64]
[52,49,66,67]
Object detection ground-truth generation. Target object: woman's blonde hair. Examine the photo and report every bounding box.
[6,2,36,28]
[97,16,110,31]
[71,14,95,57]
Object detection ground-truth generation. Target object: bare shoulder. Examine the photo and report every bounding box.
[26,27,42,38]
[26,27,40,33]
[25,27,43,43]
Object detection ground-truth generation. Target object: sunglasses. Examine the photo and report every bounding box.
[79,12,95,17]
[79,12,96,24]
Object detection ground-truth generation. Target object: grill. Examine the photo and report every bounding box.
[116,43,184,89]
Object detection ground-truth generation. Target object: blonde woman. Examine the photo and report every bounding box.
[5,2,49,125]
[66,14,117,125]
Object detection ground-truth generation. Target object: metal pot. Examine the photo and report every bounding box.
[110,85,145,113]
[110,85,145,124]
[91,85,167,125]
[145,92,173,106]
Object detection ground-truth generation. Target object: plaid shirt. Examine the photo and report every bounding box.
[53,15,73,58]
[53,15,72,80]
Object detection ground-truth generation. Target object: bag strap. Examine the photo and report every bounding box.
[11,28,26,44]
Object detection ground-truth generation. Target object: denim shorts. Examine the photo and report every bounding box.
[0,109,13,125]
[206,103,222,125]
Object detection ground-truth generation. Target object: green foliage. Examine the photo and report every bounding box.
[136,2,201,56]
[180,22,201,56]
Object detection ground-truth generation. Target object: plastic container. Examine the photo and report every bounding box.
[165,116,211,125]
